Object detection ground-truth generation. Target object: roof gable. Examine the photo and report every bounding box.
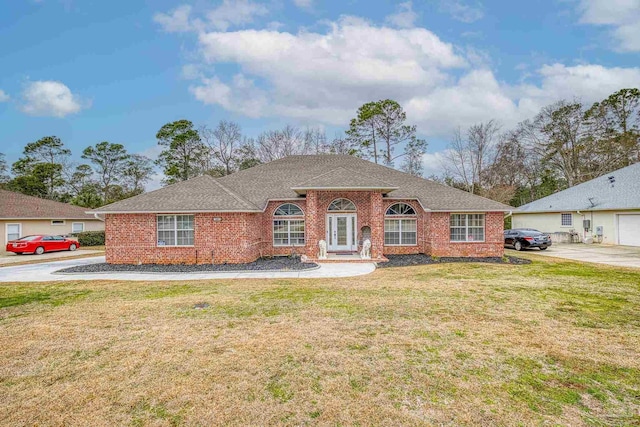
[291,167,398,194]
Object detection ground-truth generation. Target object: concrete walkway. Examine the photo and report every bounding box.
[0,249,104,266]
[0,256,377,282]
[521,243,640,269]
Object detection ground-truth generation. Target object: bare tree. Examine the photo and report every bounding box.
[254,125,309,162]
[304,127,328,154]
[201,121,243,176]
[442,120,500,194]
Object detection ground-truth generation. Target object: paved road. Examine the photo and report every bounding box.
[515,244,640,269]
[0,256,376,282]
[0,250,104,266]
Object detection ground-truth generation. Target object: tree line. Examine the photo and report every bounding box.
[0,137,153,208]
[154,99,427,184]
[1,89,637,208]
[439,88,640,206]
[0,100,426,206]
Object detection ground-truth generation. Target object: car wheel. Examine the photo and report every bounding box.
[35,246,45,255]
[539,247,548,251]
[69,243,77,251]
[514,241,523,251]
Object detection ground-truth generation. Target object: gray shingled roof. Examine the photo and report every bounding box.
[94,174,261,213]
[291,167,398,193]
[516,162,640,213]
[94,155,512,213]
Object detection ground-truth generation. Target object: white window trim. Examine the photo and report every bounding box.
[72,222,85,233]
[450,213,486,243]
[274,203,305,216]
[385,203,417,216]
[327,198,357,212]
[560,213,573,227]
[5,223,22,243]
[273,219,306,247]
[156,215,195,247]
[51,220,66,226]
[384,218,418,246]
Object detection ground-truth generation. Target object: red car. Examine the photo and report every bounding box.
[5,235,80,255]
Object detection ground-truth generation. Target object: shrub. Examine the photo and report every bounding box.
[73,230,105,247]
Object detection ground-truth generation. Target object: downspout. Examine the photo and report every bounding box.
[504,210,513,230]
[576,210,586,241]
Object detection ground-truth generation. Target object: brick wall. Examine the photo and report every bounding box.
[104,197,504,264]
[105,212,262,265]
[427,212,504,257]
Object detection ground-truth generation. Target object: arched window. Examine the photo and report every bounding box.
[273,204,305,246]
[386,203,416,216]
[274,203,304,216]
[384,203,417,246]
[328,198,356,212]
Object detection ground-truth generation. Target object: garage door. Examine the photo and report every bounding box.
[618,215,640,246]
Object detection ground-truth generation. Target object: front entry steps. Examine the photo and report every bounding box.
[306,252,387,263]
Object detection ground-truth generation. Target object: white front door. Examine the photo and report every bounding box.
[326,214,357,252]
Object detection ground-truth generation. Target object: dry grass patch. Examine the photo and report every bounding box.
[0,258,639,426]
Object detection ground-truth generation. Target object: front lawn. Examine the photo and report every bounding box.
[1,255,639,426]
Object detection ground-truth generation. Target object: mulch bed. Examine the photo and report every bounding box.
[378,254,531,268]
[56,256,318,274]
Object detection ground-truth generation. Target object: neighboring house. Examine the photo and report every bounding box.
[513,162,640,247]
[0,189,105,249]
[92,155,511,264]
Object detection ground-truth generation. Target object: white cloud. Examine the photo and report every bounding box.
[0,89,9,102]
[206,0,268,31]
[440,1,484,23]
[385,1,418,29]
[157,8,640,138]
[154,1,268,33]
[577,0,640,52]
[190,16,466,123]
[20,80,86,118]
[293,0,313,9]
[153,4,195,33]
[421,150,450,177]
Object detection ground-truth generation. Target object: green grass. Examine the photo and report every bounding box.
[0,255,639,426]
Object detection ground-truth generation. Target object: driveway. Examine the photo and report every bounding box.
[0,256,376,282]
[0,249,105,266]
[520,244,640,269]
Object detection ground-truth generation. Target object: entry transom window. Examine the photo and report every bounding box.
[450,214,485,242]
[273,204,305,246]
[328,198,356,212]
[561,213,573,227]
[386,203,416,216]
[157,215,194,246]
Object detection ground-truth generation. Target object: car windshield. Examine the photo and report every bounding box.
[15,235,40,241]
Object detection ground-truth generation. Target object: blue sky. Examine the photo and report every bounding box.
[1,0,639,180]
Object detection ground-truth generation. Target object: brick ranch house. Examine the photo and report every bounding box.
[92,155,512,264]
